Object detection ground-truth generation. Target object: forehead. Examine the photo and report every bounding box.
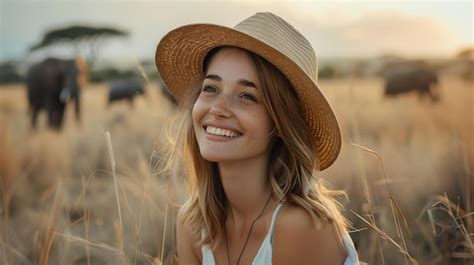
[205,47,259,82]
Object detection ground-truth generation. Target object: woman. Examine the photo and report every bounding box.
[155,12,359,265]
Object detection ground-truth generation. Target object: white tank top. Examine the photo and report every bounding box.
[201,203,359,265]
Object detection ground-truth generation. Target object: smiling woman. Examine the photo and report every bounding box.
[155,12,360,265]
[193,48,275,164]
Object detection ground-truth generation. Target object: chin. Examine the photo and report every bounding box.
[199,149,238,163]
[199,151,225,162]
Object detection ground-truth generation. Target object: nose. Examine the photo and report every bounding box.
[209,94,233,118]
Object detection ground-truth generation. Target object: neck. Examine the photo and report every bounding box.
[218,158,273,227]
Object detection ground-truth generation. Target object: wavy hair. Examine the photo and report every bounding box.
[162,47,348,249]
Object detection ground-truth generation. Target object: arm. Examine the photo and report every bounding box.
[272,205,347,265]
[176,210,202,265]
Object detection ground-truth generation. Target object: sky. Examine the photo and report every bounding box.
[0,0,473,64]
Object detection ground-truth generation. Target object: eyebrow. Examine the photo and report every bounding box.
[205,74,258,89]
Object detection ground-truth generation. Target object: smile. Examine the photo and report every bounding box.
[205,126,242,138]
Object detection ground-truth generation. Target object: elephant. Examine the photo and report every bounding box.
[108,79,145,105]
[26,57,85,129]
[384,66,440,102]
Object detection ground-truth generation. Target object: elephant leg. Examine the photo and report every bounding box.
[428,85,440,102]
[48,105,65,130]
[30,106,40,129]
[48,110,60,130]
[417,84,430,101]
[74,96,81,123]
[416,90,425,101]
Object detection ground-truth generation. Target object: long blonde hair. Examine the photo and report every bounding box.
[162,47,348,249]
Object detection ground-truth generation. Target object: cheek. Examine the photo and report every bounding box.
[246,110,274,137]
[192,100,203,126]
[258,110,275,133]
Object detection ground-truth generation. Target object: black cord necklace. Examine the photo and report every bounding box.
[224,194,272,265]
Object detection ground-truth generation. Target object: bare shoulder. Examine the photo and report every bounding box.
[176,207,202,265]
[272,204,348,265]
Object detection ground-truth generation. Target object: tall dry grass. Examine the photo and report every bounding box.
[320,76,473,264]
[0,82,184,264]
[0,74,472,264]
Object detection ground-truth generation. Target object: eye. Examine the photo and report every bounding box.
[240,93,257,102]
[201,85,218,93]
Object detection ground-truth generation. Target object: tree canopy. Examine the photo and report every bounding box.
[30,25,128,51]
[29,25,128,68]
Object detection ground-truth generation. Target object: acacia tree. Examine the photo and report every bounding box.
[30,25,128,68]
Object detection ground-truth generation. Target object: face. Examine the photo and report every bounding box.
[192,48,275,163]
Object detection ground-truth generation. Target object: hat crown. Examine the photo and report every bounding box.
[234,12,319,83]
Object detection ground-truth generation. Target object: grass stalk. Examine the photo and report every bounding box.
[347,75,385,264]
[105,131,124,252]
[160,203,169,264]
[134,154,152,265]
[84,207,91,265]
[0,239,31,265]
[352,143,413,264]
[351,210,418,264]
[39,182,62,265]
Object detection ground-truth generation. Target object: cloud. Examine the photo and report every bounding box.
[0,1,466,62]
[344,11,457,56]
[289,7,459,57]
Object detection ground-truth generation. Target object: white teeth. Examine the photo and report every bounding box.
[206,126,239,138]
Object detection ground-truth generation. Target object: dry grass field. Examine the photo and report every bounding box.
[0,75,472,264]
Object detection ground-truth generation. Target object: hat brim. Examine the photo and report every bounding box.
[155,23,341,170]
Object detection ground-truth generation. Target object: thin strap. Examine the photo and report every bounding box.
[343,231,359,264]
[268,203,284,241]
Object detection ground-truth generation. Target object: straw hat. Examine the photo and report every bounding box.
[155,12,341,170]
